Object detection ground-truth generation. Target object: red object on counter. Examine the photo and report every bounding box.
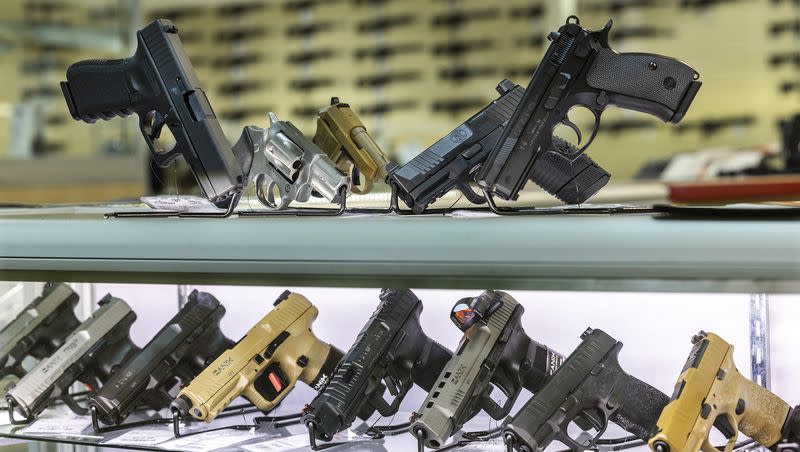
[668,176,800,204]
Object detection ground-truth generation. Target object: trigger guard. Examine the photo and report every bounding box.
[139,111,179,166]
[577,109,602,156]
[255,172,291,210]
[557,407,610,450]
[455,182,487,205]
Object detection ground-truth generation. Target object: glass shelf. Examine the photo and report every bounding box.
[1,206,798,293]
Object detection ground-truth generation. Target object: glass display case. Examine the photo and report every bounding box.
[0,207,798,451]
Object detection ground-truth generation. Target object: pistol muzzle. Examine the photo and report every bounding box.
[170,395,192,418]
[87,396,119,426]
[5,394,33,424]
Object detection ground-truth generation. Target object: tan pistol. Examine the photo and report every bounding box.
[650,331,791,452]
[313,97,390,194]
[170,291,343,423]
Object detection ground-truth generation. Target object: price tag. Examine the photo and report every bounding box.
[241,434,309,452]
[19,415,91,435]
[241,430,368,452]
[103,426,176,447]
[159,428,262,452]
[141,195,222,212]
[457,440,508,451]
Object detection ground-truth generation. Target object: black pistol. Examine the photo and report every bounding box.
[477,16,701,203]
[303,289,452,443]
[60,19,252,208]
[387,79,608,212]
[88,290,233,429]
[504,328,669,452]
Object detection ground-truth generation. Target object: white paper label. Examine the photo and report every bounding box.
[103,425,176,447]
[159,428,262,452]
[240,434,309,452]
[240,430,366,452]
[457,440,507,451]
[20,415,91,435]
[141,195,221,212]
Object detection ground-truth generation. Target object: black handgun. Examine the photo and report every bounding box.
[0,283,81,382]
[781,114,800,171]
[503,328,669,452]
[88,290,233,429]
[6,295,139,423]
[477,17,701,203]
[387,80,609,212]
[303,289,452,443]
[60,19,252,208]
[776,405,800,451]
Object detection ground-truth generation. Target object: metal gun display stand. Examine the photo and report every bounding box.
[84,401,298,437]
[7,392,87,425]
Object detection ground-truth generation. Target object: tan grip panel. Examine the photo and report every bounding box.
[737,373,791,447]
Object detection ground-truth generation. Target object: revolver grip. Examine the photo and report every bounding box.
[586,49,701,123]
[61,44,147,123]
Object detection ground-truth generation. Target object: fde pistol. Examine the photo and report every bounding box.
[88,290,232,429]
[304,288,452,444]
[477,16,701,203]
[503,328,669,452]
[410,290,563,450]
[61,19,252,209]
[313,97,391,195]
[6,295,139,424]
[170,291,344,427]
[649,331,793,452]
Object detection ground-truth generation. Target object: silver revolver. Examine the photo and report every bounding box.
[234,112,351,210]
[5,295,139,424]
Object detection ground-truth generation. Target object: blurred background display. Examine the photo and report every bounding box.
[0,0,797,204]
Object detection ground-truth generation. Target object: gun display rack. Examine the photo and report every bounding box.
[104,183,657,219]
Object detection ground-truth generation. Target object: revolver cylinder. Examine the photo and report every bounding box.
[249,113,351,210]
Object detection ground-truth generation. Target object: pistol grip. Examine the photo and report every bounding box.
[585,49,701,124]
[62,37,150,124]
[610,375,669,440]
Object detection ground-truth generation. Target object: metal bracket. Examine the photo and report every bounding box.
[106,190,243,219]
[7,398,33,425]
[749,294,771,390]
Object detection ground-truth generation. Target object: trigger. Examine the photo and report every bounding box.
[384,375,401,396]
[561,115,582,144]
[150,113,167,140]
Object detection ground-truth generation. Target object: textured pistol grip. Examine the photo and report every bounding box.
[413,340,453,392]
[610,375,669,441]
[586,49,701,123]
[737,372,791,448]
[62,55,140,123]
[529,137,610,205]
